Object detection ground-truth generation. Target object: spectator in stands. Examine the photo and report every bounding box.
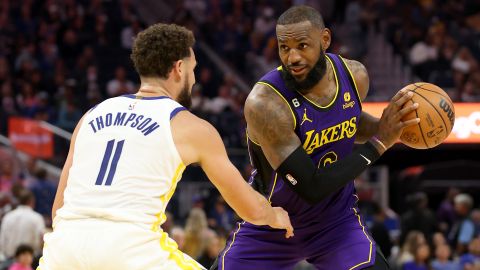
[198,230,221,268]
[449,194,475,255]
[106,66,135,97]
[31,92,55,123]
[190,85,208,116]
[0,189,45,258]
[370,202,393,259]
[400,192,437,245]
[183,208,212,260]
[409,28,439,82]
[459,237,480,270]
[56,99,82,132]
[206,85,232,114]
[431,244,460,270]
[29,168,56,226]
[472,209,480,237]
[208,196,234,235]
[402,243,430,270]
[0,159,16,194]
[195,66,218,98]
[7,244,34,270]
[121,17,143,50]
[461,74,480,102]
[16,82,38,118]
[393,230,427,268]
[437,188,460,234]
[433,232,448,250]
[170,226,186,251]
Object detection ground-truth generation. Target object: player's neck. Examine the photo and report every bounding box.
[304,60,334,98]
[137,78,174,99]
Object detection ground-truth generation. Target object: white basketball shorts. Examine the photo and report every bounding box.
[37,218,206,270]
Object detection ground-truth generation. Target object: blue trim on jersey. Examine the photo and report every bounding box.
[88,104,98,113]
[170,107,187,120]
[122,94,171,100]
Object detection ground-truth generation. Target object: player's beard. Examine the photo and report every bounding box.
[281,48,327,94]
[177,76,192,109]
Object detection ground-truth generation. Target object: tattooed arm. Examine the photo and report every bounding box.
[245,83,301,169]
[344,59,380,143]
[245,82,417,204]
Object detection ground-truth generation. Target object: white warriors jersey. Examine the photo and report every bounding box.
[56,94,186,229]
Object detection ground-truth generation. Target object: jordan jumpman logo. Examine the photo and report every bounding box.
[301,108,313,125]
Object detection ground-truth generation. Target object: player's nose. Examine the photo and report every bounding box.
[287,49,302,65]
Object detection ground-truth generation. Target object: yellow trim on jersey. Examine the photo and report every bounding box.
[349,208,373,270]
[257,81,297,130]
[338,55,363,105]
[246,130,261,146]
[162,163,186,204]
[222,221,244,270]
[152,163,186,232]
[268,173,278,203]
[296,55,339,109]
[36,257,44,270]
[159,232,202,270]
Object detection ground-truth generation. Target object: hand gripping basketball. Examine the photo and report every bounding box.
[375,89,420,149]
[398,83,455,149]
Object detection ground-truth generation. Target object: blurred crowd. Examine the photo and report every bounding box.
[368,0,480,102]
[0,0,143,136]
[361,189,480,270]
[1,0,480,269]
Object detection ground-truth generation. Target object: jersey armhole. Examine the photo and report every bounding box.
[170,107,187,120]
[256,81,298,131]
[338,56,363,109]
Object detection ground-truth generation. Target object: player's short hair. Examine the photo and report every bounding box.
[131,23,195,79]
[277,5,325,29]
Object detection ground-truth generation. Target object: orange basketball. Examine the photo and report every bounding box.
[399,82,455,149]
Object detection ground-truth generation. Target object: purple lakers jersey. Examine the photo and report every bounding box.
[216,54,375,270]
[247,53,363,228]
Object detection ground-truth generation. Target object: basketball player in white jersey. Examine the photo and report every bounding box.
[37,23,293,270]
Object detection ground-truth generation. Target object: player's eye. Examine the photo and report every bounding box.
[299,43,308,49]
[280,45,289,52]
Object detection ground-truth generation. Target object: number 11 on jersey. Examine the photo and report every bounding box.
[95,139,125,186]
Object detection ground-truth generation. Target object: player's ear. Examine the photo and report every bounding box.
[320,28,331,51]
[171,59,184,82]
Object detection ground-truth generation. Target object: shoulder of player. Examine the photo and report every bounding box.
[245,83,294,128]
[342,58,369,101]
[171,110,217,141]
[244,83,295,146]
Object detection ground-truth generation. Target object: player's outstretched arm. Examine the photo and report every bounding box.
[245,84,419,204]
[51,115,85,222]
[171,111,293,238]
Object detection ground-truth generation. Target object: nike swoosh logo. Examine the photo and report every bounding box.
[360,154,371,165]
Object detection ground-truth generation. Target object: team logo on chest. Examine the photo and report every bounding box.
[302,116,357,154]
[342,92,355,109]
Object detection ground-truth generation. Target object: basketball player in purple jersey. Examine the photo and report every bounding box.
[212,6,420,270]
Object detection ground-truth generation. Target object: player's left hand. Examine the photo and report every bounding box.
[270,207,294,239]
[376,89,420,149]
